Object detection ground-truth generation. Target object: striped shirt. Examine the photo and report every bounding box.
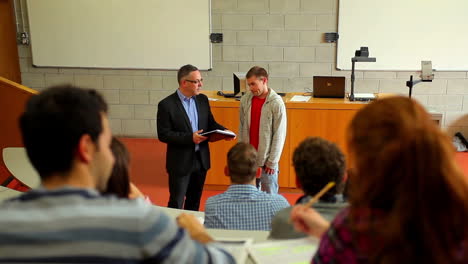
[204,184,290,231]
[0,186,234,264]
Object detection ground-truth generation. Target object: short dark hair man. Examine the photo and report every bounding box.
[269,137,347,239]
[157,64,233,211]
[0,85,234,263]
[204,142,289,230]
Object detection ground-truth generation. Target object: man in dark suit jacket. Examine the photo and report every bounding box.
[157,64,230,211]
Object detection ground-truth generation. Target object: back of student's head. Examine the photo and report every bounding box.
[293,137,345,199]
[20,85,108,180]
[227,142,258,184]
[347,96,468,263]
[104,137,130,198]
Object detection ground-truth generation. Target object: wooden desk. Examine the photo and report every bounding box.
[203,91,367,188]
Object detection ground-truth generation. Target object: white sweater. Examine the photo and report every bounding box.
[238,88,287,168]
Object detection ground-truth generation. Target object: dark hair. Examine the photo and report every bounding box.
[293,137,345,199]
[177,64,199,84]
[19,85,108,179]
[227,142,258,184]
[103,137,130,198]
[246,66,268,79]
[348,96,468,263]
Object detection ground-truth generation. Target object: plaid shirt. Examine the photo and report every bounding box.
[204,184,290,230]
[314,208,468,264]
[312,207,388,264]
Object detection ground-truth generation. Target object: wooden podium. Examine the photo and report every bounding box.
[203,91,368,189]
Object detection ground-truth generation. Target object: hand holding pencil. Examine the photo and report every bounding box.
[289,182,335,237]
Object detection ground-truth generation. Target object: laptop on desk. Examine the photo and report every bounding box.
[313,76,345,98]
[219,72,246,98]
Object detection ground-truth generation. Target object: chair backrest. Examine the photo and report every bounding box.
[2,147,40,189]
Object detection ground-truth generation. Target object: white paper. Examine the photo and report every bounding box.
[200,129,236,137]
[212,238,253,264]
[354,93,375,99]
[248,237,319,264]
[290,95,311,102]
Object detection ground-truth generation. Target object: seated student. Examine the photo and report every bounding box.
[269,137,347,239]
[103,137,148,200]
[291,96,468,264]
[0,85,234,263]
[204,142,290,230]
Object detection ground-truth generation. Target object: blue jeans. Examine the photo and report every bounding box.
[259,168,279,194]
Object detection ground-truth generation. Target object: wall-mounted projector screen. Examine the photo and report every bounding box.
[26,0,212,70]
[337,0,468,71]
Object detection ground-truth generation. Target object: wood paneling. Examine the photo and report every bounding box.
[0,0,21,83]
[205,107,239,185]
[204,91,366,188]
[287,109,357,187]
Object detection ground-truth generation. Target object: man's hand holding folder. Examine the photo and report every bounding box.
[200,129,236,142]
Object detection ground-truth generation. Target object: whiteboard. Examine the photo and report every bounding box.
[337,0,468,71]
[26,0,212,70]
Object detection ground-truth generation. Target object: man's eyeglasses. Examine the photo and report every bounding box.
[185,79,203,84]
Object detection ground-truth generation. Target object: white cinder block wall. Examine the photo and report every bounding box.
[15,0,468,138]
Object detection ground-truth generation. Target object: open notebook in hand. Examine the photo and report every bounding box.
[200,129,236,142]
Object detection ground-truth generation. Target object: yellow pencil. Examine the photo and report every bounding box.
[304,182,336,207]
[288,182,336,224]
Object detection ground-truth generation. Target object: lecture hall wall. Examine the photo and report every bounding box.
[13,0,468,137]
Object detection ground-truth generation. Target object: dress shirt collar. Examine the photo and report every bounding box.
[177,89,194,102]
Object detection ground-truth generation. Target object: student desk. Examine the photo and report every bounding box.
[155,205,271,264]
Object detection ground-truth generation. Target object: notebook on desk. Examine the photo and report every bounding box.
[313,76,346,98]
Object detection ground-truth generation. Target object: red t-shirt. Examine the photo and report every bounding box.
[250,96,266,150]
